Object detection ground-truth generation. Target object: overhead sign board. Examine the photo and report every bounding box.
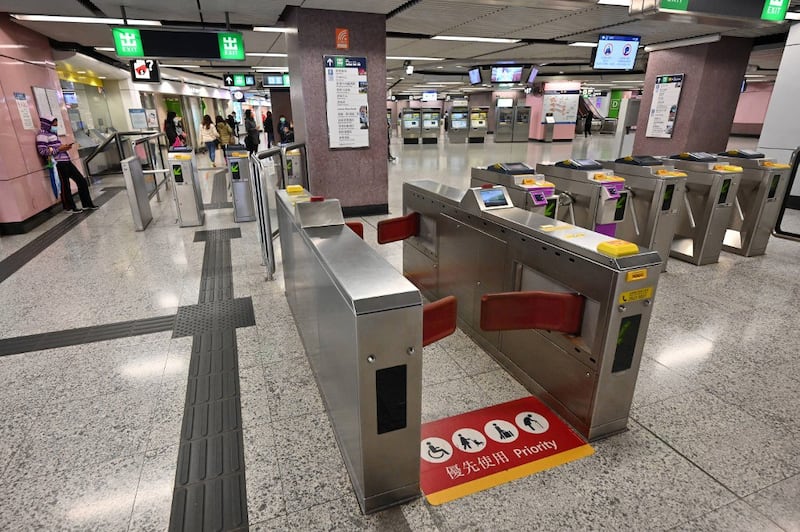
[113,28,245,60]
[636,0,790,22]
[263,73,291,87]
[224,73,256,87]
[129,59,160,83]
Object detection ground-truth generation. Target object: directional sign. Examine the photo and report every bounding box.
[224,74,234,86]
[225,74,255,87]
[112,29,245,60]
[129,59,160,83]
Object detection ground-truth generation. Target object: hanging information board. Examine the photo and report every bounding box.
[645,74,684,139]
[324,56,369,149]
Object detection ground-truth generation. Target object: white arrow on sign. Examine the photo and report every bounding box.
[326,58,334,66]
[225,76,233,84]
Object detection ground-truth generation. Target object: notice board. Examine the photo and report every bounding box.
[645,74,684,139]
[32,86,65,135]
[324,56,370,149]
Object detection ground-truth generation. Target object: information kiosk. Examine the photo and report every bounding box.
[167,147,205,227]
[716,150,792,257]
[471,162,559,218]
[421,109,440,144]
[602,156,687,271]
[401,109,421,144]
[667,152,743,265]
[468,107,488,143]
[537,159,628,237]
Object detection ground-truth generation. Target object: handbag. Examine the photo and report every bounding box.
[172,136,184,148]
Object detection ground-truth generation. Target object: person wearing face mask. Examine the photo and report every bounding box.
[278,115,290,143]
[36,116,97,214]
[164,111,179,147]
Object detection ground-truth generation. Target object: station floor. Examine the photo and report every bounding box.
[0,134,799,531]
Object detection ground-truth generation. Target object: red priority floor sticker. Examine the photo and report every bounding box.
[420,396,594,505]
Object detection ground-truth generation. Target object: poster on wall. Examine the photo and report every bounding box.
[32,86,66,135]
[324,55,370,149]
[14,92,35,130]
[645,74,684,138]
[145,109,159,129]
[129,108,149,129]
[542,90,580,124]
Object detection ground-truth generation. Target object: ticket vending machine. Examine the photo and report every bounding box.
[716,149,792,257]
[513,106,531,142]
[421,109,440,144]
[471,163,559,219]
[494,106,514,143]
[225,145,256,223]
[401,109,421,144]
[468,107,488,143]
[448,106,469,144]
[667,152,743,265]
[167,148,205,227]
[536,159,628,237]
[602,156,688,271]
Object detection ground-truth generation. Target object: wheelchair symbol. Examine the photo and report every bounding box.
[420,437,453,464]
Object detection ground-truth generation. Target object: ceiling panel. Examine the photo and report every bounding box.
[387,39,514,58]
[475,43,589,62]
[569,19,732,45]
[12,21,115,45]
[299,0,408,13]
[1,0,95,17]
[445,6,586,38]
[505,5,632,40]
[386,0,507,35]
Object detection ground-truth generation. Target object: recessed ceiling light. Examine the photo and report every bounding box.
[569,42,598,47]
[11,14,161,25]
[161,64,201,68]
[246,53,288,57]
[98,76,107,79]
[432,35,520,44]
[94,47,115,52]
[597,0,631,6]
[387,56,445,61]
[77,70,86,74]
[253,26,291,33]
[784,11,800,19]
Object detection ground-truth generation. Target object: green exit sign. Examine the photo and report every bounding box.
[660,0,689,9]
[112,28,143,57]
[218,32,245,61]
[233,74,246,86]
[762,0,789,20]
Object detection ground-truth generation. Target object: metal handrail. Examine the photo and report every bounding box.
[773,146,800,242]
[279,142,310,190]
[83,130,161,181]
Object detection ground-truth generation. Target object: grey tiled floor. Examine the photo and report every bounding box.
[1,135,799,530]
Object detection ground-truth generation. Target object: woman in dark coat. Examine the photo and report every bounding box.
[584,113,593,137]
[264,111,275,148]
[244,109,261,154]
[164,111,178,146]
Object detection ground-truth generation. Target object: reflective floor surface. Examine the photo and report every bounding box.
[0,133,798,531]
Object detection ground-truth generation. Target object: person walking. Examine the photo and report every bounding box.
[215,115,233,163]
[244,109,261,154]
[164,111,179,147]
[584,113,593,138]
[199,114,220,167]
[264,111,275,148]
[36,116,98,214]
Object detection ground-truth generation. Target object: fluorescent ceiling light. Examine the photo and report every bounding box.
[11,14,161,25]
[246,53,288,57]
[387,56,445,61]
[785,12,800,20]
[597,0,631,6]
[161,64,200,68]
[253,67,289,72]
[644,34,720,52]
[432,35,520,44]
[569,42,598,47]
[253,26,291,32]
[744,74,767,78]
[94,47,115,52]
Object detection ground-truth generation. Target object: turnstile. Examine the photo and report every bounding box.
[167,148,205,227]
[471,162,559,218]
[225,145,256,222]
[276,189,423,513]
[603,156,688,271]
[421,109,440,144]
[717,149,792,256]
[494,106,514,142]
[468,107,488,143]
[447,106,469,143]
[537,159,628,237]
[401,109,421,144]
[401,180,662,440]
[667,152,743,265]
[120,156,154,231]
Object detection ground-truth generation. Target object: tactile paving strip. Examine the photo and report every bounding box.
[204,171,234,210]
[0,187,123,285]
[0,314,176,357]
[169,228,250,532]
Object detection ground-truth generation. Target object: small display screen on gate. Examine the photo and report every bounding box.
[479,189,509,208]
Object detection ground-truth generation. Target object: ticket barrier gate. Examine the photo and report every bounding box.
[121,156,154,231]
[602,156,688,272]
[401,109,422,144]
[667,153,743,265]
[379,180,663,441]
[167,148,205,227]
[716,150,792,256]
[224,145,256,223]
[276,188,458,513]
[536,159,628,237]
[470,162,559,219]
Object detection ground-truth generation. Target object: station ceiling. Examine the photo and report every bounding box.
[8,0,799,95]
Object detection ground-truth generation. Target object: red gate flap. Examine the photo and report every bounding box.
[377,212,420,244]
[480,291,584,334]
[345,221,364,239]
[423,296,457,347]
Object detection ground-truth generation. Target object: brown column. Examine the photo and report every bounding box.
[269,88,293,140]
[285,7,388,215]
[633,37,752,156]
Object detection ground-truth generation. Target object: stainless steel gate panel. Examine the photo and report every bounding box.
[276,190,422,513]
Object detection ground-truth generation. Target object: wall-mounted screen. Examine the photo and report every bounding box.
[527,67,539,84]
[422,91,437,101]
[491,66,523,83]
[496,98,514,108]
[263,73,290,87]
[593,35,641,71]
[468,68,482,85]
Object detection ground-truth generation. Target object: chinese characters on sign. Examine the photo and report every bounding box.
[14,92,35,130]
[645,73,684,139]
[420,397,594,505]
[324,56,370,149]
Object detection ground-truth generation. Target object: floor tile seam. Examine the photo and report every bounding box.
[628,418,740,498]
[125,439,152,532]
[5,447,149,485]
[700,384,800,440]
[664,498,788,532]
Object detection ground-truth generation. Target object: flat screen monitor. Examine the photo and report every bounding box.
[63,91,78,106]
[491,66,523,83]
[263,73,289,87]
[527,67,539,85]
[594,35,640,71]
[422,91,437,102]
[479,188,509,208]
[468,68,482,85]
[452,119,467,129]
[496,98,514,108]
